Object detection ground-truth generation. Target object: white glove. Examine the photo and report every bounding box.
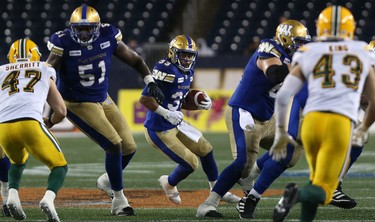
[269,127,298,161]
[198,94,212,110]
[352,124,369,147]
[164,110,184,125]
[239,108,255,131]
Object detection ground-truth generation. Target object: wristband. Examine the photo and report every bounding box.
[48,118,54,127]
[154,106,169,117]
[144,75,155,85]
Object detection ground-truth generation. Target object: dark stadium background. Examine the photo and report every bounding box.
[1,0,373,102]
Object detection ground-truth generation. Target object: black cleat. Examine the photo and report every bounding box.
[2,204,11,217]
[204,210,223,218]
[236,194,260,219]
[116,206,135,216]
[273,183,299,222]
[330,183,357,209]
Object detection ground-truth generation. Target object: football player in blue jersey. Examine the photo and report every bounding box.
[139,35,240,205]
[196,20,311,218]
[238,83,364,218]
[46,4,164,216]
[237,39,375,218]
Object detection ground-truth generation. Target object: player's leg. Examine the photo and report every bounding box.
[65,101,133,215]
[0,121,30,220]
[301,112,351,221]
[239,98,303,218]
[22,120,68,222]
[103,96,136,169]
[178,130,240,203]
[197,106,248,218]
[145,128,198,204]
[330,144,363,209]
[0,146,11,217]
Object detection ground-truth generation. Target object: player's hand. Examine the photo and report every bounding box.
[43,117,54,128]
[165,110,184,125]
[269,127,298,161]
[198,94,212,110]
[148,82,164,104]
[352,124,369,147]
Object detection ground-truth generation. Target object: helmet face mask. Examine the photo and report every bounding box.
[7,38,41,63]
[275,20,311,56]
[168,35,198,72]
[70,4,101,45]
[316,5,355,41]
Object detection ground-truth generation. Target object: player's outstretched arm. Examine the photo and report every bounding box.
[45,79,67,128]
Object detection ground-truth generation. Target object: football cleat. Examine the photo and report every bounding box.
[111,196,134,216]
[39,200,60,222]
[96,173,114,199]
[236,194,260,219]
[2,204,11,217]
[196,202,223,218]
[273,183,299,222]
[330,183,357,209]
[222,192,241,203]
[158,175,181,204]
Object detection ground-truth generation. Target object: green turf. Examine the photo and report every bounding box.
[2,133,375,221]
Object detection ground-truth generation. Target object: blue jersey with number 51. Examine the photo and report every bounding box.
[47,24,121,102]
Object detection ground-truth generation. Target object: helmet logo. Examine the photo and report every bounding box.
[278,24,293,37]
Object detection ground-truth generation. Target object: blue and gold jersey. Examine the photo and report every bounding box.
[228,38,292,121]
[142,59,193,131]
[47,23,122,102]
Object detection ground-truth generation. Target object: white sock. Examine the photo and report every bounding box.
[249,188,261,198]
[206,191,221,207]
[43,190,56,203]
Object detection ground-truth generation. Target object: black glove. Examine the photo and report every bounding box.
[148,82,164,104]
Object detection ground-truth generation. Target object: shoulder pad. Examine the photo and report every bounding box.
[257,41,282,58]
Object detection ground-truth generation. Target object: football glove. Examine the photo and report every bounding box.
[164,110,184,125]
[352,124,369,147]
[148,82,165,104]
[197,94,212,110]
[269,127,298,161]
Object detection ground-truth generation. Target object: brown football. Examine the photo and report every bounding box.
[182,89,206,110]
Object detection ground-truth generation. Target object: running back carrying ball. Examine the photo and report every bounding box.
[183,89,212,110]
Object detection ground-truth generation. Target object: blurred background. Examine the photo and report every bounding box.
[2,0,375,133]
[1,0,374,99]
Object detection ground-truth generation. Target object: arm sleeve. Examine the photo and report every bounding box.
[265,63,289,84]
[275,74,305,128]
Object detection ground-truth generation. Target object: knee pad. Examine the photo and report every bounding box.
[195,138,213,157]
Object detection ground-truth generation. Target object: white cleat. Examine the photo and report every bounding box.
[196,202,223,218]
[111,197,135,216]
[39,199,60,222]
[7,189,26,220]
[96,173,114,199]
[222,192,241,203]
[158,175,181,204]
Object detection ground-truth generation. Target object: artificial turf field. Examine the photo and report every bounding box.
[2,132,375,221]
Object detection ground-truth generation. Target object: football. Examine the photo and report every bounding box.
[183,89,206,110]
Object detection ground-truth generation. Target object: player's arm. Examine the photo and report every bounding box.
[257,57,290,84]
[115,41,164,104]
[45,78,67,128]
[270,64,304,161]
[139,95,159,112]
[359,67,375,129]
[46,52,63,70]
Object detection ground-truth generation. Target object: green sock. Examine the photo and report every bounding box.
[8,164,26,190]
[298,184,326,222]
[47,165,68,193]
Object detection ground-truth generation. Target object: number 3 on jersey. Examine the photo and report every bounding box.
[313,54,362,90]
[78,60,106,87]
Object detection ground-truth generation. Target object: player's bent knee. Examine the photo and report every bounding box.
[195,139,213,157]
[121,142,136,155]
[106,143,122,154]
